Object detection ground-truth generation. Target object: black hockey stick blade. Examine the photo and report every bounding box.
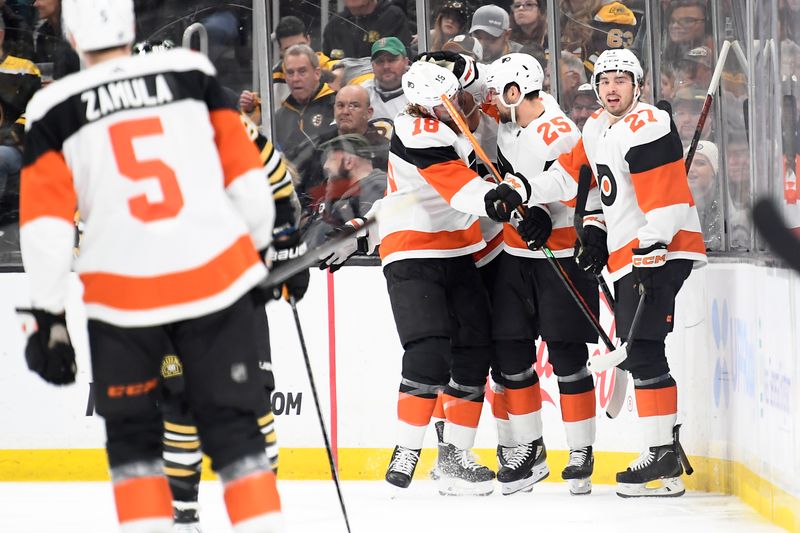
[573,165,593,236]
[655,99,673,117]
[753,197,800,273]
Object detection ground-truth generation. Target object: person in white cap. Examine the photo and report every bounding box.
[18,1,283,531]
[686,141,721,250]
[469,4,522,62]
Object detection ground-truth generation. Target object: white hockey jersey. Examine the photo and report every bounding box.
[496,92,582,259]
[380,111,496,266]
[21,49,274,326]
[531,102,707,281]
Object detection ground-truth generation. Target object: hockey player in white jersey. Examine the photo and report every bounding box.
[482,53,600,495]
[17,1,283,531]
[494,48,707,498]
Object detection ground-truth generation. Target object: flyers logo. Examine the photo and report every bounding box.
[597,163,617,206]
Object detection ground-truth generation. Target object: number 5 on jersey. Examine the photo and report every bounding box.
[109,117,184,223]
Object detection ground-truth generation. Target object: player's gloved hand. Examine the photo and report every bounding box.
[631,242,668,299]
[16,308,76,385]
[484,172,531,222]
[516,206,552,250]
[575,226,609,275]
[319,217,370,273]
[415,50,484,103]
[268,227,310,302]
[415,50,468,77]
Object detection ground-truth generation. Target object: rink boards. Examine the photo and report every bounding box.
[0,262,797,530]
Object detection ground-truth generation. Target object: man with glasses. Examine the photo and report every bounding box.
[469,5,522,62]
[663,0,711,64]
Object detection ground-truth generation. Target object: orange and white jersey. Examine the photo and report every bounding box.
[538,102,707,281]
[21,49,274,327]
[497,93,581,259]
[380,111,496,266]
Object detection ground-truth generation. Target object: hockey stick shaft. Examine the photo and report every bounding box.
[753,197,800,273]
[438,93,615,351]
[685,40,731,172]
[289,299,352,533]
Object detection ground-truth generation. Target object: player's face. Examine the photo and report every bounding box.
[283,54,321,104]
[489,86,520,124]
[278,34,310,58]
[597,72,635,116]
[472,30,507,62]
[687,153,716,202]
[372,52,408,91]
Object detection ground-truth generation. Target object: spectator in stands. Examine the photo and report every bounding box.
[725,133,752,249]
[363,36,409,121]
[0,15,40,203]
[322,0,412,60]
[662,0,712,65]
[469,4,522,62]
[673,85,712,145]
[303,134,387,249]
[510,0,547,48]
[685,140,722,250]
[569,83,598,130]
[274,44,337,212]
[1,0,33,59]
[560,0,601,63]
[560,50,587,104]
[32,0,78,79]
[323,84,391,168]
[428,0,470,51]
[660,62,677,101]
[442,33,483,61]
[674,44,713,90]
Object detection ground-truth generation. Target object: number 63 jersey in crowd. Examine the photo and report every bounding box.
[557,101,707,281]
[21,49,274,327]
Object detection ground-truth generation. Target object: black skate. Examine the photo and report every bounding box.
[497,438,549,495]
[496,444,516,470]
[174,503,202,532]
[385,445,421,489]
[429,421,445,481]
[437,443,495,496]
[616,425,692,498]
[561,446,594,495]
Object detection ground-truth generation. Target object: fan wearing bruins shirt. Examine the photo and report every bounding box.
[482,53,600,497]
[321,60,533,496]
[17,1,284,532]
[496,49,707,498]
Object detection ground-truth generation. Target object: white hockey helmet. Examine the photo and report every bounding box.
[62,0,135,53]
[486,53,544,104]
[402,61,460,116]
[591,48,644,96]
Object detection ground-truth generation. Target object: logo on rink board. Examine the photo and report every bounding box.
[85,384,303,416]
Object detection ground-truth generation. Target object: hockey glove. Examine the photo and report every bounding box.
[575,226,609,275]
[484,173,531,222]
[415,51,485,103]
[16,308,76,385]
[319,217,370,273]
[268,227,310,302]
[631,242,668,300]
[516,206,552,250]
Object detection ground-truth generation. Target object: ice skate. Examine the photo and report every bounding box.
[562,446,594,495]
[616,444,684,497]
[437,443,495,496]
[497,438,549,496]
[173,504,201,532]
[385,445,421,489]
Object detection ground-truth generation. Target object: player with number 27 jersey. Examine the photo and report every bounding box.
[21,48,274,327]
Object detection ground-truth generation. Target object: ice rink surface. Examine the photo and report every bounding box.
[0,480,784,533]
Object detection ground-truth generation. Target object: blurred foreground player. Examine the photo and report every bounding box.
[17,1,283,531]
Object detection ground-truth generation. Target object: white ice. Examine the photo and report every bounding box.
[0,480,783,533]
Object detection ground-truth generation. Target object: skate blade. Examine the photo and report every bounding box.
[500,465,550,496]
[616,476,685,498]
[567,477,592,495]
[437,476,494,496]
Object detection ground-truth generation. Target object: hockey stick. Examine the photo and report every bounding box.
[573,164,615,310]
[685,40,731,172]
[753,198,800,273]
[289,297,352,533]
[436,89,616,354]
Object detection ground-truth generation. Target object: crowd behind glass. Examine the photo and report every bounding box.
[0,0,796,268]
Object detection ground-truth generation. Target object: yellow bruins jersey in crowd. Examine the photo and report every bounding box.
[21,49,274,326]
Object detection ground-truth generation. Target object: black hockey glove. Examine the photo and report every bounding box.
[517,206,552,250]
[16,308,76,385]
[269,227,310,302]
[575,225,609,275]
[484,173,531,222]
[319,217,370,273]
[415,50,468,79]
[631,242,668,300]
